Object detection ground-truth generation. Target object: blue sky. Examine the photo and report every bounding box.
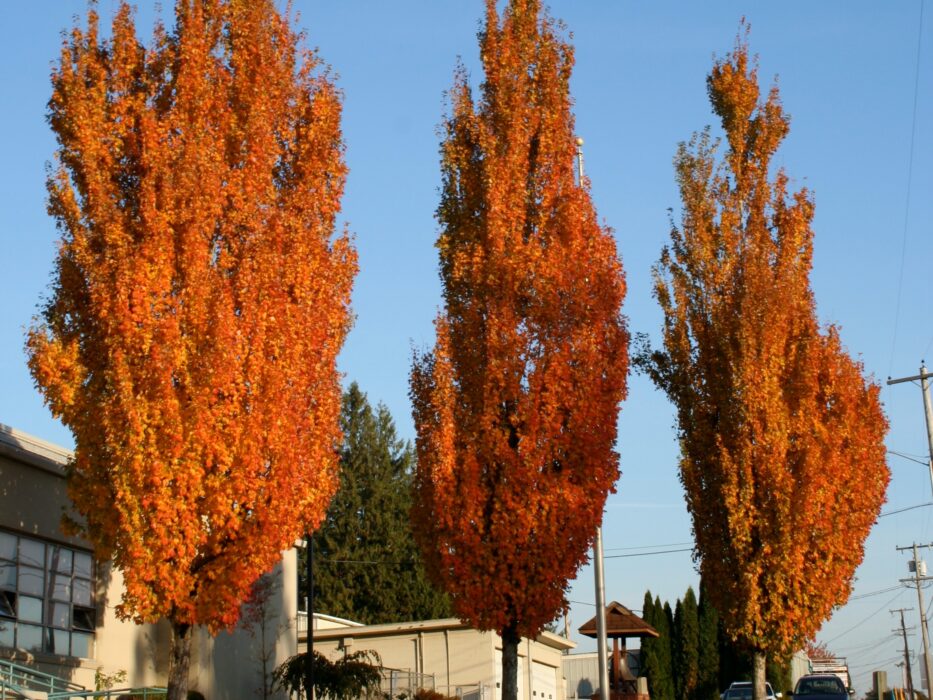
[1,1,931,692]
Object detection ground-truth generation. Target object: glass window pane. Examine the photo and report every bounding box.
[73,606,95,632]
[48,628,70,655]
[0,532,15,560]
[52,574,71,601]
[73,578,91,607]
[0,591,15,618]
[47,547,73,574]
[50,601,70,628]
[0,620,13,647]
[18,623,43,652]
[18,566,43,596]
[0,562,15,590]
[18,596,42,623]
[73,552,92,578]
[19,539,44,568]
[71,632,92,658]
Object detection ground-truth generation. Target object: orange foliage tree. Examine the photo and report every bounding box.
[640,32,888,700]
[27,2,355,697]
[409,2,628,699]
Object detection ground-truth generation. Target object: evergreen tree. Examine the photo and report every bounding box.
[676,588,700,700]
[650,598,675,700]
[304,383,451,624]
[640,592,659,696]
[697,583,721,700]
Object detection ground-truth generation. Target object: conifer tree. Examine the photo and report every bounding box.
[650,598,675,700]
[676,588,700,700]
[697,583,721,700]
[640,592,659,696]
[308,384,450,624]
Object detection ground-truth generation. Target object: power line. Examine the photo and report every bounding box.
[880,502,933,518]
[850,585,905,601]
[604,547,693,559]
[604,541,692,552]
[889,449,931,467]
[825,590,906,644]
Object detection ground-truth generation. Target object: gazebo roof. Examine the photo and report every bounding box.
[578,601,660,639]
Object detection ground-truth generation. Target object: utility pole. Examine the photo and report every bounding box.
[576,135,609,700]
[887,363,933,498]
[891,607,916,700]
[898,543,933,696]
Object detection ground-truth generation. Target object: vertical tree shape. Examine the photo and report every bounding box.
[409,1,628,698]
[675,588,700,700]
[27,2,356,698]
[696,582,720,700]
[643,30,888,700]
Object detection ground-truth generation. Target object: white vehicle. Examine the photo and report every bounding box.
[722,681,782,700]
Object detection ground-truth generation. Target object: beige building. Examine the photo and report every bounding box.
[302,613,575,700]
[2,422,579,700]
[0,423,297,698]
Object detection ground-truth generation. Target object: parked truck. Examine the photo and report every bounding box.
[808,658,850,689]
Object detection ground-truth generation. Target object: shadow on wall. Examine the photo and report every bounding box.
[133,618,170,687]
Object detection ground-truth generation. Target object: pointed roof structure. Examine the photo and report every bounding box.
[578,601,659,639]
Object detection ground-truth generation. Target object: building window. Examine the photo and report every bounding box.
[0,530,95,658]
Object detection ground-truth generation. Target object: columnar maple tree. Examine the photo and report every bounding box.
[27,2,355,698]
[642,32,888,700]
[409,2,628,699]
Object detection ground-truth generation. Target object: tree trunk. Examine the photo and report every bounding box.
[753,651,767,700]
[501,622,521,700]
[167,621,192,700]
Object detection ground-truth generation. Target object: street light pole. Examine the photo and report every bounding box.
[576,135,610,700]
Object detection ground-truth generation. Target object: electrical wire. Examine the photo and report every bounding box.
[849,585,905,601]
[604,547,693,559]
[824,590,906,644]
[879,502,933,518]
[604,541,692,552]
[888,449,931,467]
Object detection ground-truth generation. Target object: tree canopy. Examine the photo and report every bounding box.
[28,1,355,696]
[410,1,628,698]
[641,27,889,694]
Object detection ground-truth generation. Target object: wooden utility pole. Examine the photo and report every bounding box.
[898,543,933,696]
[887,364,933,498]
[891,607,916,700]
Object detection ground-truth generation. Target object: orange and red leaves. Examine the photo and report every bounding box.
[29,0,355,633]
[411,0,627,640]
[652,34,889,655]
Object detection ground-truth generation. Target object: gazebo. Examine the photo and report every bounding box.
[579,601,659,700]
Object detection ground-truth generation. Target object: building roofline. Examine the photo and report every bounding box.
[0,423,71,475]
[306,617,576,651]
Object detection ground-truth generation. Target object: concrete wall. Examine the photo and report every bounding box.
[310,620,572,700]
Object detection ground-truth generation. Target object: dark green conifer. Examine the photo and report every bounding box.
[697,582,721,700]
[649,598,675,700]
[675,587,700,700]
[303,383,451,623]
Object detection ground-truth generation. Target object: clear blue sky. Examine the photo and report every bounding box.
[1,1,931,693]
